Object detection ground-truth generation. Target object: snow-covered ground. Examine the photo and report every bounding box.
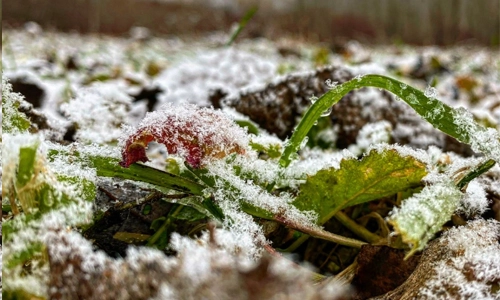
[2,27,500,299]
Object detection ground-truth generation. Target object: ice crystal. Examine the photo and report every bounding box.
[459,179,489,216]
[424,85,437,98]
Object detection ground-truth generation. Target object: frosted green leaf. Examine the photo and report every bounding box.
[294,149,427,224]
[2,74,31,134]
[387,175,462,257]
[280,74,500,168]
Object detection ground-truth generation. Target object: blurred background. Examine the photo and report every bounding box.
[3,0,500,46]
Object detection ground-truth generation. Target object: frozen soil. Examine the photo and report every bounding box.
[2,28,500,299]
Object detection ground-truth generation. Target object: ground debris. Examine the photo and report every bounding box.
[351,245,420,299]
[47,227,349,300]
[371,219,500,300]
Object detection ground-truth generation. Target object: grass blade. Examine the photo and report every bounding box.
[279,74,500,167]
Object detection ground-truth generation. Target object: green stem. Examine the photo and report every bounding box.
[146,204,184,246]
[226,5,258,46]
[334,211,382,243]
[279,74,493,168]
[277,217,366,249]
[456,159,496,190]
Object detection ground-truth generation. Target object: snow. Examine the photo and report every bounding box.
[420,219,500,299]
[459,179,489,217]
[154,48,280,107]
[3,27,500,299]
[120,103,251,168]
[452,106,500,162]
[388,173,463,252]
[348,121,392,156]
[61,83,134,143]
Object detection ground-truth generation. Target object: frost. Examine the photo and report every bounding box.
[420,219,500,299]
[388,173,463,254]
[154,48,279,107]
[452,106,500,162]
[61,84,134,143]
[325,79,338,89]
[2,74,32,134]
[120,103,250,168]
[348,121,392,156]
[42,226,347,299]
[424,85,437,98]
[458,179,489,216]
[208,156,320,233]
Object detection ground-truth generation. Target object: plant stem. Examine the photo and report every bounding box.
[334,211,383,243]
[456,159,496,190]
[146,204,184,247]
[226,5,258,46]
[276,216,366,249]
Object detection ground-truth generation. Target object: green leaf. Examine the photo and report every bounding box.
[48,149,207,196]
[172,206,207,222]
[249,140,282,159]
[16,144,39,187]
[2,74,32,133]
[226,5,258,46]
[235,119,260,135]
[293,149,427,225]
[388,159,495,258]
[279,74,500,167]
[387,176,462,258]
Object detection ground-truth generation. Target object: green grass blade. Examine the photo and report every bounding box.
[226,5,258,46]
[279,74,500,167]
[456,159,496,190]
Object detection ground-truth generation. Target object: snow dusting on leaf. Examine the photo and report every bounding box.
[294,148,427,224]
[452,106,500,163]
[120,103,250,168]
[388,173,463,256]
[2,74,32,134]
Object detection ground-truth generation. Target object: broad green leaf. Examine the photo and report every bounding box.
[293,149,427,224]
[387,176,462,258]
[388,159,495,258]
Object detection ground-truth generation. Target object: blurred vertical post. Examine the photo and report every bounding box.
[89,0,101,33]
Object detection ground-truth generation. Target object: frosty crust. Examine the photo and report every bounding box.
[119,103,249,169]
